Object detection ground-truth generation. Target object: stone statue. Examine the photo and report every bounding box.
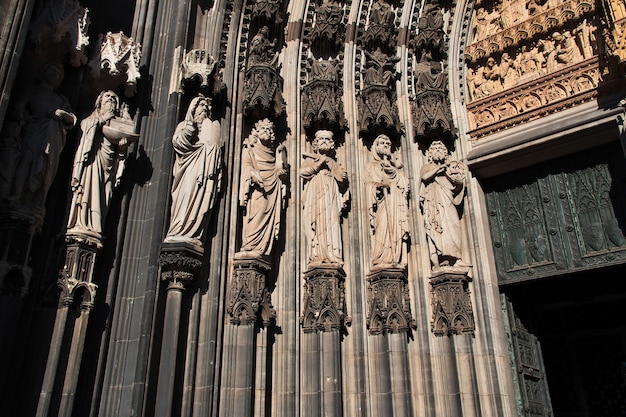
[310,57,338,82]
[164,96,223,247]
[248,26,278,66]
[66,90,129,242]
[499,52,519,88]
[237,119,287,258]
[363,47,400,88]
[364,0,396,47]
[301,130,349,268]
[473,8,501,41]
[419,141,469,270]
[367,134,410,270]
[1,62,76,211]
[311,0,344,44]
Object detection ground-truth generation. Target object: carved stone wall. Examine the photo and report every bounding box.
[465,0,607,138]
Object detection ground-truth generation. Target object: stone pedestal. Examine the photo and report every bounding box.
[429,268,475,336]
[227,256,274,326]
[155,242,203,417]
[300,266,348,417]
[366,268,415,335]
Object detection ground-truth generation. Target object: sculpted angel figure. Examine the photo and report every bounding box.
[301,130,349,268]
[1,62,76,210]
[367,134,410,270]
[66,90,130,242]
[420,141,469,270]
[237,119,287,258]
[164,96,223,247]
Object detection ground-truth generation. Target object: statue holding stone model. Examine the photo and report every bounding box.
[66,90,135,244]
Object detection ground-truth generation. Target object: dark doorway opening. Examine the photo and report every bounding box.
[504,265,626,417]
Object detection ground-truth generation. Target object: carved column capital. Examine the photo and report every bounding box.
[300,266,350,333]
[158,243,204,291]
[366,268,415,335]
[227,257,275,326]
[429,270,475,336]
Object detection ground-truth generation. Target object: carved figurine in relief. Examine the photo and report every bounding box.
[472,57,502,99]
[364,0,396,47]
[499,53,519,88]
[473,8,501,42]
[237,119,287,258]
[311,0,344,45]
[66,91,130,242]
[301,130,349,268]
[363,47,400,88]
[1,62,76,209]
[367,134,410,270]
[420,141,469,270]
[248,26,278,66]
[544,31,583,71]
[516,45,544,77]
[573,19,597,59]
[499,0,527,28]
[164,96,222,247]
[311,57,339,82]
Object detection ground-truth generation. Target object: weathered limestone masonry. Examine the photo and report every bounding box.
[0,0,625,416]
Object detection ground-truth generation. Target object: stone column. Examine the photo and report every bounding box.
[221,256,274,417]
[300,267,349,417]
[36,238,98,417]
[154,243,203,417]
[366,268,415,417]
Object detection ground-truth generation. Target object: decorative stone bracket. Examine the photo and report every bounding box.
[243,64,286,118]
[89,32,142,97]
[227,257,276,326]
[300,267,350,333]
[57,238,99,310]
[181,49,221,91]
[366,268,416,335]
[158,244,203,291]
[301,79,345,131]
[430,270,475,336]
[358,84,400,135]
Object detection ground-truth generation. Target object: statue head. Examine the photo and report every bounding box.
[312,130,335,154]
[427,140,449,164]
[94,90,120,117]
[39,62,64,90]
[373,134,392,159]
[251,118,275,146]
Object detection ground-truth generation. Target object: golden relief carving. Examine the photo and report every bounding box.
[467,58,599,137]
[465,0,603,136]
[467,0,595,61]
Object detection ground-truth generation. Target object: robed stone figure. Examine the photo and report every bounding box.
[367,134,410,269]
[237,119,287,259]
[420,140,469,270]
[301,130,348,268]
[1,62,76,212]
[66,90,128,243]
[164,96,223,247]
